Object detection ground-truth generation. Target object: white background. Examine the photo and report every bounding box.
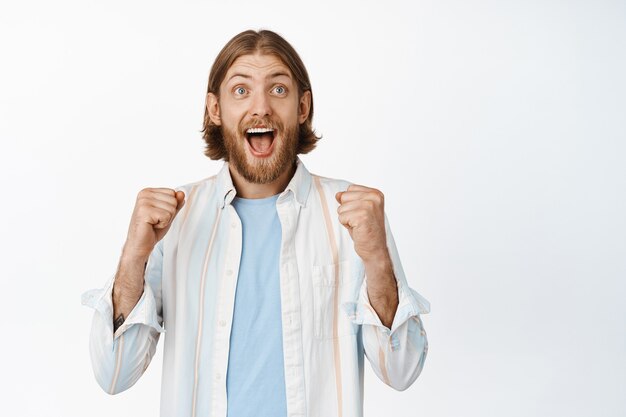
[1,0,625,416]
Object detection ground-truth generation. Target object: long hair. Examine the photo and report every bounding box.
[201,29,321,160]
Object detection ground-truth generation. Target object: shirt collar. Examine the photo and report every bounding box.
[283,157,312,207]
[217,156,312,209]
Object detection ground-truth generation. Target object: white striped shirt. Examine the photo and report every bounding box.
[82,157,430,417]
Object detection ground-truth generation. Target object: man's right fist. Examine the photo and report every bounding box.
[123,188,185,259]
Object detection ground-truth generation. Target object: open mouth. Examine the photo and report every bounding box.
[245,127,276,157]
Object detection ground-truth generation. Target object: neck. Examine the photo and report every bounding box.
[228,161,297,199]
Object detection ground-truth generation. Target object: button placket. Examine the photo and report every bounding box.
[211,205,242,416]
[276,197,306,417]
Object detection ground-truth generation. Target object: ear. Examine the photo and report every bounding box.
[206,93,222,126]
[298,90,311,124]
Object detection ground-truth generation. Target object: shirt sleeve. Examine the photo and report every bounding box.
[342,213,430,391]
[81,240,165,394]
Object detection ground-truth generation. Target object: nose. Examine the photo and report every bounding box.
[249,91,272,118]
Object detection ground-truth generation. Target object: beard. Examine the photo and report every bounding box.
[221,117,299,184]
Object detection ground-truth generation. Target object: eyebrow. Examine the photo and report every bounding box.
[226,71,292,83]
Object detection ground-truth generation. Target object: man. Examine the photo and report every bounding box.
[82,29,430,417]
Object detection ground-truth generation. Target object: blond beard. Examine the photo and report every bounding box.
[222,120,299,184]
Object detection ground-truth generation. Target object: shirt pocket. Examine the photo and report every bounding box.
[312,260,359,339]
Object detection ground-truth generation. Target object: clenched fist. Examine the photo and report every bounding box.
[123,188,186,260]
[335,184,388,263]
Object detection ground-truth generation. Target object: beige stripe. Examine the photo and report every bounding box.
[376,328,390,386]
[109,333,124,394]
[313,175,343,417]
[191,207,222,417]
[180,184,199,227]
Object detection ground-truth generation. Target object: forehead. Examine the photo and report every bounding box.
[223,53,294,85]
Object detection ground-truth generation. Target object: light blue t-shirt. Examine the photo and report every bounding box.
[226,193,287,417]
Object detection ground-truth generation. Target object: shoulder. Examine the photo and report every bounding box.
[309,173,353,195]
[175,174,219,197]
[164,174,220,237]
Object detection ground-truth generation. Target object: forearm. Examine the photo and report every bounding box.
[112,249,148,331]
[364,250,399,329]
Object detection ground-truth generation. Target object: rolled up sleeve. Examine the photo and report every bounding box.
[342,213,430,391]
[81,241,165,394]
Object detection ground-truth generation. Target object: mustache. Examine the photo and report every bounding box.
[239,118,283,132]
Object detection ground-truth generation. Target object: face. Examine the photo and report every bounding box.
[206,52,311,184]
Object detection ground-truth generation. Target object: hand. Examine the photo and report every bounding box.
[335,184,388,263]
[123,188,185,260]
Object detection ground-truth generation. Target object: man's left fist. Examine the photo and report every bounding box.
[335,184,388,262]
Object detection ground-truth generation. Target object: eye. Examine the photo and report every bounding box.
[273,85,286,95]
[234,87,246,96]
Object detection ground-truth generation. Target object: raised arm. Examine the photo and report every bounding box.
[82,188,185,394]
[112,188,185,331]
[337,186,430,391]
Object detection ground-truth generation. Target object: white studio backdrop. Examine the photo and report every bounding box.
[1,0,625,416]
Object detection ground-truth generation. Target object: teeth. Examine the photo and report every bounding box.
[246,127,274,134]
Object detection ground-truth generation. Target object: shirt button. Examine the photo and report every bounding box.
[216,373,221,380]
[226,269,233,276]
[231,222,236,228]
[219,320,227,327]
